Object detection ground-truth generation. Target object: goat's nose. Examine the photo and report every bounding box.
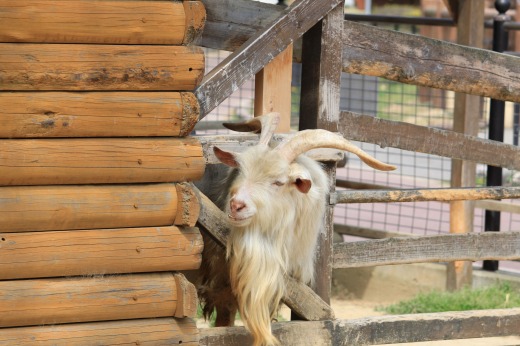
[230,199,246,213]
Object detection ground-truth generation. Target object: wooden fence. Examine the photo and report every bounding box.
[195,0,520,344]
[2,0,520,345]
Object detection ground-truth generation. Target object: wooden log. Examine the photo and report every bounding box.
[0,44,204,91]
[195,0,343,118]
[0,92,199,138]
[0,0,205,45]
[0,183,199,233]
[200,309,520,345]
[193,185,335,321]
[0,138,205,185]
[343,20,520,103]
[0,318,199,346]
[334,223,409,239]
[333,231,520,269]
[340,111,520,171]
[0,226,203,280]
[334,186,520,204]
[183,1,207,45]
[0,273,197,328]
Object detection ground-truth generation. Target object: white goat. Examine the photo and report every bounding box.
[199,113,395,346]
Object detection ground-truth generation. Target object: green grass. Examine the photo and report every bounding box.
[378,283,520,315]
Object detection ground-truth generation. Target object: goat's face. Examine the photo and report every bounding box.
[214,145,312,227]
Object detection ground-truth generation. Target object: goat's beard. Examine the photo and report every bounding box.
[227,226,286,346]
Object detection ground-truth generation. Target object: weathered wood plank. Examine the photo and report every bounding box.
[199,309,520,345]
[198,134,344,164]
[0,273,196,328]
[195,0,343,118]
[340,111,520,170]
[0,0,205,45]
[193,185,335,321]
[0,44,204,91]
[343,20,520,103]
[334,223,409,239]
[0,183,199,233]
[0,138,204,185]
[333,231,520,268]
[333,308,520,345]
[201,0,281,52]
[0,92,199,138]
[0,226,203,280]
[0,318,199,346]
[334,186,520,204]
[299,3,344,306]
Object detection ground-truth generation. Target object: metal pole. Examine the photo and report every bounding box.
[483,0,510,272]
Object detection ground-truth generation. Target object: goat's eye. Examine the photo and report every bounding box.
[273,181,285,187]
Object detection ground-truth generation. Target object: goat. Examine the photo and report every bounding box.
[198,113,396,346]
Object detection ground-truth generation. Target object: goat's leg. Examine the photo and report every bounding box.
[215,305,237,326]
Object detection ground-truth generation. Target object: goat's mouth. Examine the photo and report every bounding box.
[227,214,253,225]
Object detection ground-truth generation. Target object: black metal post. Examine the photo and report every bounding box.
[483,0,510,272]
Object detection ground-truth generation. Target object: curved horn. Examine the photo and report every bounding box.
[276,129,397,171]
[223,112,280,146]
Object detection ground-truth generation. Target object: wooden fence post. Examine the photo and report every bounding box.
[255,44,293,132]
[299,2,344,304]
[448,0,484,291]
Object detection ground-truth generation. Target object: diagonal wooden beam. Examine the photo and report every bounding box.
[340,111,520,171]
[195,0,343,118]
[191,185,335,321]
[343,20,520,103]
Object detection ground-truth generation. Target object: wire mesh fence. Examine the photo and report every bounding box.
[197,33,520,273]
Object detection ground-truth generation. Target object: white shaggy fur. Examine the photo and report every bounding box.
[198,113,396,346]
[223,147,328,346]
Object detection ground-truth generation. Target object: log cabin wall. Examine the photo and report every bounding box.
[0,1,205,344]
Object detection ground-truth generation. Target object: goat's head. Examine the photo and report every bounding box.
[213,113,396,227]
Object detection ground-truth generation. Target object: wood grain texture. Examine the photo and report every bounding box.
[198,134,343,164]
[0,138,205,185]
[0,183,199,233]
[298,3,344,306]
[333,231,520,268]
[0,44,204,91]
[0,318,199,346]
[0,226,203,280]
[0,273,197,328]
[343,20,520,103]
[193,185,335,321]
[183,1,206,45]
[195,0,343,117]
[335,186,520,204]
[0,92,200,138]
[340,111,520,170]
[254,45,293,132]
[199,309,520,345]
[201,0,281,51]
[0,0,205,45]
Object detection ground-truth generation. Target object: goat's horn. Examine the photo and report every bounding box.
[223,112,280,146]
[276,129,397,171]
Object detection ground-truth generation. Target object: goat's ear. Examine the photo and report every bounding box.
[289,163,312,193]
[213,146,239,167]
[294,178,312,194]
